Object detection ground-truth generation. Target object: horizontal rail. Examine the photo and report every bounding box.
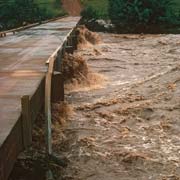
[45,20,79,155]
[0,15,68,38]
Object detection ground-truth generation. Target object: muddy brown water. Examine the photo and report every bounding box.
[10,33,180,180]
[60,33,180,180]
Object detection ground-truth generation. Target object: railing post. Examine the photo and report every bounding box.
[52,72,64,103]
[21,95,32,148]
[45,71,53,155]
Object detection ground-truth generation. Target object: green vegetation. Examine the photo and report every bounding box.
[1,0,180,32]
[108,0,180,32]
[81,0,180,19]
[81,0,180,32]
[36,0,65,18]
[81,0,109,19]
[0,0,66,31]
[109,0,179,24]
[174,0,180,14]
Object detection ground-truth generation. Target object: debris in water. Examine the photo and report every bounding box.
[62,52,107,91]
[52,101,74,125]
[76,25,101,49]
[62,52,89,84]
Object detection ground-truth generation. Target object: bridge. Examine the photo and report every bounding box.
[0,16,80,180]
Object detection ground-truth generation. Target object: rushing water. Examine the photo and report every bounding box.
[10,32,180,180]
[60,33,180,180]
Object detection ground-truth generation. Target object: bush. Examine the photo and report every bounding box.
[81,6,99,19]
[0,0,65,31]
[109,0,179,27]
[81,0,109,20]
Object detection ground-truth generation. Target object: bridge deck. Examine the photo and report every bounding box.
[0,16,80,180]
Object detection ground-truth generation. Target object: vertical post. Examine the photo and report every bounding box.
[21,95,32,148]
[45,54,56,155]
[56,51,62,72]
[45,72,53,155]
[70,34,73,47]
[51,72,64,103]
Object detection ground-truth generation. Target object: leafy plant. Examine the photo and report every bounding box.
[81,6,100,19]
[81,0,109,19]
[0,0,65,31]
[109,0,179,26]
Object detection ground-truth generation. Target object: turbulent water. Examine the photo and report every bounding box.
[10,33,180,180]
[59,33,180,180]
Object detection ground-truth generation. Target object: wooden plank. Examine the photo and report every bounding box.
[21,96,32,148]
[0,118,23,180]
[45,73,53,155]
[0,72,45,97]
[0,15,68,38]
[30,78,45,122]
[45,49,57,154]
[51,72,64,103]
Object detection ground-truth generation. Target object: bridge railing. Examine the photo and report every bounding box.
[0,17,80,180]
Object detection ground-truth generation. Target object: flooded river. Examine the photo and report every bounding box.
[10,32,180,180]
[59,33,180,180]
